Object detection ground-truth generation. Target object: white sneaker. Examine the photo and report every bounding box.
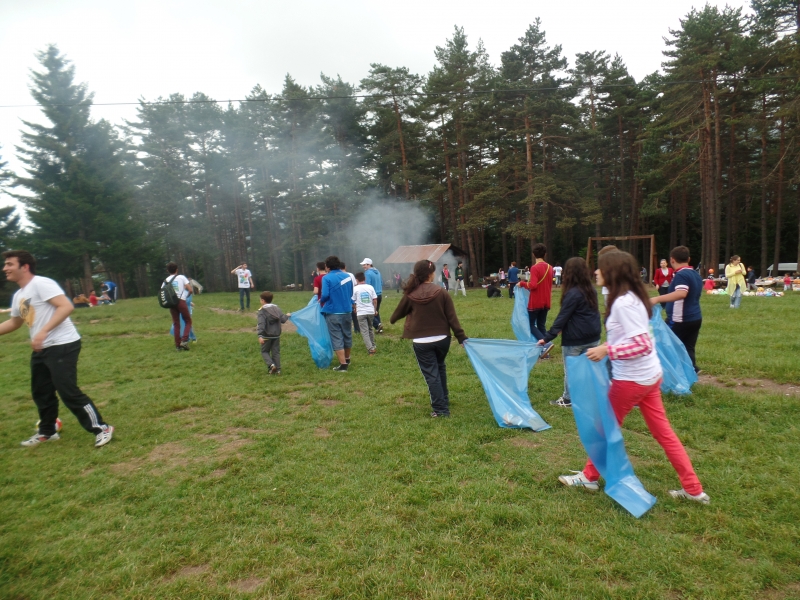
[21,432,60,447]
[668,489,710,504]
[95,425,114,448]
[558,470,599,492]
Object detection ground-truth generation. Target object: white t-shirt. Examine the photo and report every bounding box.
[606,291,662,383]
[10,276,81,348]
[352,283,377,316]
[554,266,563,277]
[235,269,252,289]
[163,274,191,300]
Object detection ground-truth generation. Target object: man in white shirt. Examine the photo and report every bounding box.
[352,271,378,354]
[0,250,114,448]
[164,262,193,351]
[231,262,254,311]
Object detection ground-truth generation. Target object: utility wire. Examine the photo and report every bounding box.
[0,76,796,109]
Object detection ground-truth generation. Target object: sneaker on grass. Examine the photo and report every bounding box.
[540,342,555,358]
[550,396,572,407]
[668,489,710,504]
[21,432,60,447]
[558,470,599,492]
[268,364,279,375]
[332,364,348,372]
[95,425,114,448]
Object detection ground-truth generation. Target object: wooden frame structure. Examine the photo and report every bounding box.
[586,235,656,284]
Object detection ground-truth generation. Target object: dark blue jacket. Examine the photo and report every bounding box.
[542,287,601,346]
[320,270,354,314]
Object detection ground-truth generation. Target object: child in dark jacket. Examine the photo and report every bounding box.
[257,291,291,375]
[538,257,602,407]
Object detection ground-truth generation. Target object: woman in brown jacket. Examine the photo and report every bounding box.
[390,260,468,417]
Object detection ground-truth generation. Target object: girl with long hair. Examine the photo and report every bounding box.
[537,257,601,407]
[390,260,468,417]
[559,251,709,505]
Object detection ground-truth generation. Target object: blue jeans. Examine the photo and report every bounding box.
[561,341,599,400]
[528,309,548,341]
[730,285,742,308]
[239,288,251,310]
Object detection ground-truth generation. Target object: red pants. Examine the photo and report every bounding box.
[583,378,703,496]
[169,300,192,346]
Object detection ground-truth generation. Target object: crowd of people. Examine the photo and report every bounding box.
[1,241,747,507]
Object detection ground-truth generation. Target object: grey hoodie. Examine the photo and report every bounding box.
[257,304,289,338]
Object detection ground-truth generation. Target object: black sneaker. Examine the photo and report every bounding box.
[269,364,279,375]
[345,358,351,365]
[430,411,450,418]
[179,341,190,351]
[550,396,572,407]
[332,364,348,372]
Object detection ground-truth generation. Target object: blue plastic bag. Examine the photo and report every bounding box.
[464,339,550,432]
[565,355,657,518]
[511,286,535,342]
[650,306,698,395]
[289,296,334,369]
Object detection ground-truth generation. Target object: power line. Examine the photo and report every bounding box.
[0,76,796,109]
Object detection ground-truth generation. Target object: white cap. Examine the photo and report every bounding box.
[360,258,373,265]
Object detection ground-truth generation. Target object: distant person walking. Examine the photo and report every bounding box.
[508,261,519,298]
[257,291,291,375]
[361,258,384,333]
[746,267,757,291]
[441,264,450,292]
[652,246,703,373]
[455,261,467,296]
[163,262,194,351]
[518,243,554,357]
[352,272,378,355]
[725,255,746,309]
[553,263,563,287]
[0,250,114,448]
[320,256,355,372]
[653,258,675,309]
[169,283,197,342]
[312,261,327,300]
[390,260,468,418]
[232,263,254,311]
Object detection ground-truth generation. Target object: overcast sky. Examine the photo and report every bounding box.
[0,0,751,213]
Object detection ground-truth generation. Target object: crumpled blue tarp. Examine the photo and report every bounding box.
[565,355,657,518]
[650,306,698,395]
[511,286,535,342]
[464,338,550,432]
[289,296,334,369]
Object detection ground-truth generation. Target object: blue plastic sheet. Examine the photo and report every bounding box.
[650,306,698,395]
[289,296,334,369]
[565,355,657,518]
[464,339,550,432]
[511,286,535,342]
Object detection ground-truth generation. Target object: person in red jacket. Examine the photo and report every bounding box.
[653,258,675,308]
[518,243,554,357]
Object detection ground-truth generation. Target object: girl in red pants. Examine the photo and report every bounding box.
[559,250,709,505]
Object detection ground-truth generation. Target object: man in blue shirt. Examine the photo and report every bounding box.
[650,245,703,373]
[320,255,355,372]
[507,261,519,298]
[361,258,383,333]
[101,280,117,303]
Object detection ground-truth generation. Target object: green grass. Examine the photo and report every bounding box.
[1,290,799,599]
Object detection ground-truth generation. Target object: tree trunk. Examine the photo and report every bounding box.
[760,95,769,277]
[442,119,458,246]
[772,115,785,275]
[525,116,536,248]
[393,97,410,199]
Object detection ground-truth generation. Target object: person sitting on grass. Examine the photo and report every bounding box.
[559,250,709,505]
[486,279,502,298]
[352,272,378,356]
[390,260,468,418]
[257,291,291,375]
[88,290,98,307]
[537,257,601,408]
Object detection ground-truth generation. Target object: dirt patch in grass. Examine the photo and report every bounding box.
[759,582,800,599]
[508,437,541,449]
[207,327,257,334]
[287,391,304,399]
[111,441,192,476]
[228,577,267,592]
[698,374,800,397]
[216,438,253,457]
[352,390,364,397]
[85,380,115,391]
[226,427,271,434]
[314,427,332,438]
[165,564,211,582]
[169,406,205,415]
[282,321,297,334]
[208,307,248,315]
[208,468,227,478]
[396,397,412,406]
[318,399,341,407]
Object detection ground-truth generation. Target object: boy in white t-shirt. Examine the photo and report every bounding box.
[352,272,377,355]
[0,250,114,448]
[163,262,193,350]
[231,262,254,311]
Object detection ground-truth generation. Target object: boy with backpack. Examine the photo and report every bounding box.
[160,262,193,351]
[257,291,291,375]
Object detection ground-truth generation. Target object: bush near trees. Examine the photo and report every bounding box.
[4,2,800,295]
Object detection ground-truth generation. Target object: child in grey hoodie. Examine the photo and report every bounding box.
[257,291,291,375]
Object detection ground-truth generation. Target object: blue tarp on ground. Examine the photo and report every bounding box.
[565,355,657,518]
[650,306,698,395]
[464,338,551,432]
[289,296,334,369]
[511,287,534,342]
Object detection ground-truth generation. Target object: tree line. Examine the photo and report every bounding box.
[1,1,798,298]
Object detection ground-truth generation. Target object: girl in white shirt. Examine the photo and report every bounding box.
[559,250,709,505]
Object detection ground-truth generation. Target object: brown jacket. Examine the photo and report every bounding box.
[389,283,467,343]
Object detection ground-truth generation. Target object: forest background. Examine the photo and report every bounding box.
[0,0,798,299]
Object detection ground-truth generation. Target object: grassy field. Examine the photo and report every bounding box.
[1,288,799,599]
